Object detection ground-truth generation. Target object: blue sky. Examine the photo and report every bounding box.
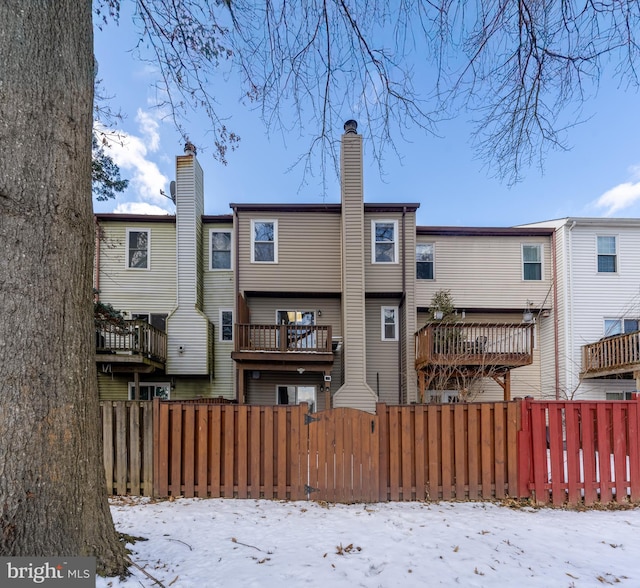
[93,7,640,227]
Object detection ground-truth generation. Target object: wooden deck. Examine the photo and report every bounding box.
[95,319,167,372]
[582,331,640,379]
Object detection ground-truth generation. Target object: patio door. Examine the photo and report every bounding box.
[276,310,316,349]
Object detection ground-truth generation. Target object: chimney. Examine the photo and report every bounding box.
[333,121,377,412]
[166,148,212,375]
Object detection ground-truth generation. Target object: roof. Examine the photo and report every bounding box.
[416,226,555,237]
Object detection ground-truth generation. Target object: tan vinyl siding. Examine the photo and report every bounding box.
[97,221,176,312]
[365,212,405,291]
[97,374,129,400]
[246,296,342,337]
[237,211,341,293]
[365,298,399,404]
[415,234,552,310]
[203,221,235,398]
[245,371,329,411]
[171,377,222,399]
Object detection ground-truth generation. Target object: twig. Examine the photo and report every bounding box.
[127,558,167,588]
[166,537,193,551]
[231,537,273,554]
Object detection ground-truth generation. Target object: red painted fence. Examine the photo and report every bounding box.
[518,398,640,506]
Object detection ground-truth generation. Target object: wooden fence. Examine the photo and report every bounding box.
[100,397,640,506]
[101,401,154,496]
[518,398,640,506]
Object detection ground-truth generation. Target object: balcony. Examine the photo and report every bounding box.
[415,322,534,370]
[415,322,534,401]
[582,331,640,379]
[231,323,334,370]
[95,319,167,373]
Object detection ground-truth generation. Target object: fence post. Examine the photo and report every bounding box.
[516,397,532,499]
[376,403,387,502]
[152,397,160,498]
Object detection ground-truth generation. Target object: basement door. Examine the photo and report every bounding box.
[305,408,379,503]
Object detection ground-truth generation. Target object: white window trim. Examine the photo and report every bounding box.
[251,219,278,263]
[209,228,233,271]
[128,381,170,401]
[521,243,544,281]
[125,228,150,270]
[416,242,435,280]
[596,234,618,274]
[371,220,399,264]
[381,306,399,341]
[219,308,234,342]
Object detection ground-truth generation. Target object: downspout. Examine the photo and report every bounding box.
[552,229,560,399]
[566,221,577,397]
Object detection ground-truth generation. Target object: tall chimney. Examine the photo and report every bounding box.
[333,121,377,412]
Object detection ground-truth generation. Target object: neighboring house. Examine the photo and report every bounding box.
[523,217,640,400]
[93,123,640,408]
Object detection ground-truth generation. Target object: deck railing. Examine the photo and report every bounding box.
[234,324,332,353]
[582,331,640,375]
[96,319,167,362]
[415,322,534,368]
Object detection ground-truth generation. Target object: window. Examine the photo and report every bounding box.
[220,309,233,342]
[381,306,398,341]
[606,391,636,400]
[131,313,167,332]
[251,220,277,263]
[522,244,542,280]
[416,243,434,279]
[210,230,232,270]
[372,220,398,263]
[597,236,617,273]
[128,382,170,401]
[126,229,149,269]
[604,318,639,337]
[277,385,316,412]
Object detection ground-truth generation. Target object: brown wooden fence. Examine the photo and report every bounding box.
[101,401,154,496]
[100,397,640,506]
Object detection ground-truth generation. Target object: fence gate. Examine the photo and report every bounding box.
[306,408,379,503]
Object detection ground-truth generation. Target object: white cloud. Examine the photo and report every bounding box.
[593,181,640,216]
[113,202,172,215]
[96,109,170,208]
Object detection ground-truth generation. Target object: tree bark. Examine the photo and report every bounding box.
[0,0,127,575]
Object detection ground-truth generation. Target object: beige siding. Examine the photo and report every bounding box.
[245,371,329,411]
[415,234,552,310]
[203,221,235,398]
[365,298,400,404]
[237,211,341,293]
[364,212,405,291]
[97,221,176,313]
[97,374,129,400]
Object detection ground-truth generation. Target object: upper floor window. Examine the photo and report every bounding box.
[604,318,638,337]
[522,244,542,281]
[416,243,434,279]
[252,220,278,263]
[372,220,398,264]
[210,229,232,270]
[220,309,233,342]
[597,236,617,273]
[381,306,399,341]
[126,229,149,269]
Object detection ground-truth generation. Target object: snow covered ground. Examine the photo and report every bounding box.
[98,497,640,587]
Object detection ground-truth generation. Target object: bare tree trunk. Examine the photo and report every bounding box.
[0,0,127,575]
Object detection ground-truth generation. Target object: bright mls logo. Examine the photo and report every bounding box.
[0,557,95,586]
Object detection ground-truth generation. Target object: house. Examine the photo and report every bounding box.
[523,217,640,399]
[94,121,640,408]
